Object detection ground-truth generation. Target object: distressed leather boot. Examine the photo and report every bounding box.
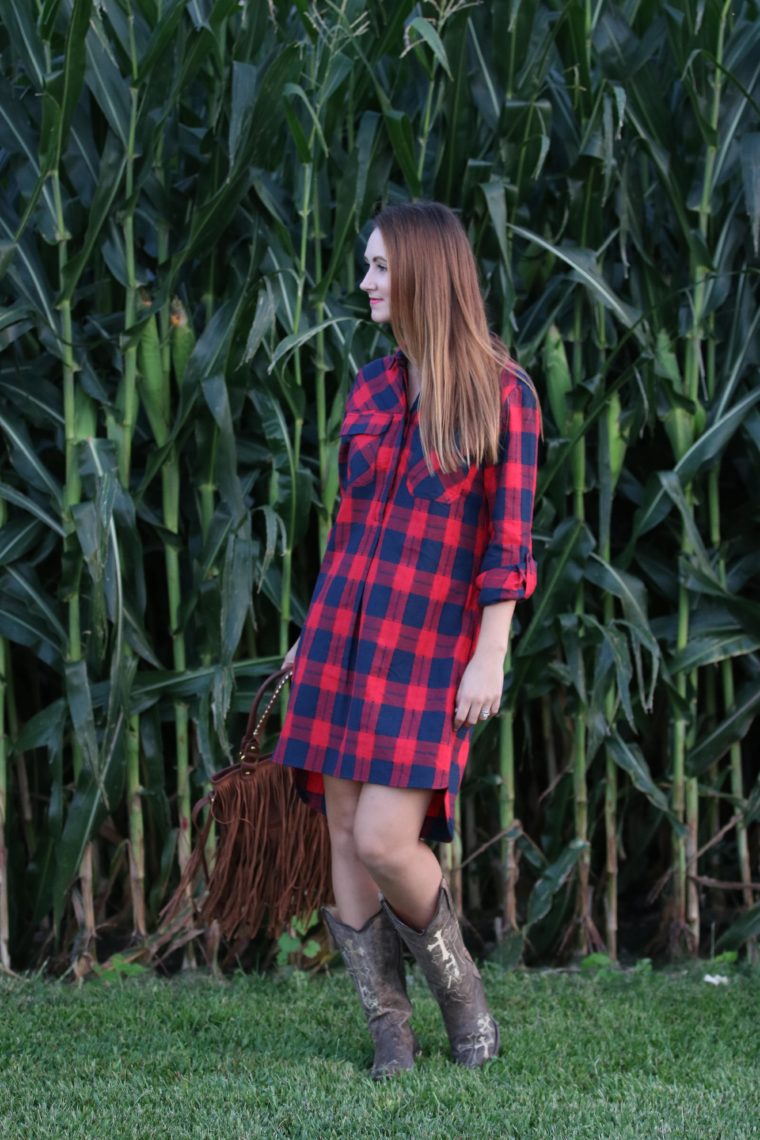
[322,906,420,1079]
[381,879,499,1068]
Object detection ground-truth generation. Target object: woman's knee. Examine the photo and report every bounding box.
[329,820,359,863]
[353,824,407,878]
[323,778,360,853]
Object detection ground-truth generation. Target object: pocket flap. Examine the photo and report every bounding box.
[340,411,399,438]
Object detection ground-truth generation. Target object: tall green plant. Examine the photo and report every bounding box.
[0,497,8,972]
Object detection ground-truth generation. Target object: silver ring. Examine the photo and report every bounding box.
[479,711,490,720]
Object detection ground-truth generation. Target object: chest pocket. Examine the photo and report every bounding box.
[340,412,398,491]
[405,428,476,503]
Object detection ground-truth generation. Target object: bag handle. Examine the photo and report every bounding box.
[239,665,293,761]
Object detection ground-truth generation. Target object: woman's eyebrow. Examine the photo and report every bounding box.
[363,255,387,264]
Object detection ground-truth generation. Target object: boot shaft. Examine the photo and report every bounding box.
[321,906,419,1078]
[380,879,499,1068]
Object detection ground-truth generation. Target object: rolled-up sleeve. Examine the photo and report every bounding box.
[475,368,540,605]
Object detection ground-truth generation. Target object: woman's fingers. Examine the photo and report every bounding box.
[454,699,472,729]
[282,637,300,670]
[454,696,499,728]
[455,654,504,728]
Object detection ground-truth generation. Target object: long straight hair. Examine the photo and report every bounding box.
[373,201,515,472]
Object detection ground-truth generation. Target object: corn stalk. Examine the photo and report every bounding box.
[116,15,146,939]
[0,497,8,971]
[697,2,756,959]
[498,697,518,933]
[45,0,99,957]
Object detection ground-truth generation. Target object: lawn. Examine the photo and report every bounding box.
[1,963,758,1139]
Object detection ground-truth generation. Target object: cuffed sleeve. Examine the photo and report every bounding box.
[475,367,540,605]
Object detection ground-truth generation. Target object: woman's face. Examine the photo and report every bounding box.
[360,228,390,323]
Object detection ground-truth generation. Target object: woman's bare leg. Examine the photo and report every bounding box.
[323,774,383,928]
[324,777,444,930]
[353,784,442,930]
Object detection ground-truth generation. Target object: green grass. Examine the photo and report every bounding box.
[1,965,758,1139]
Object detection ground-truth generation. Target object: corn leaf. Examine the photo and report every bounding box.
[404,16,453,80]
[716,902,760,951]
[526,839,587,928]
[686,680,760,777]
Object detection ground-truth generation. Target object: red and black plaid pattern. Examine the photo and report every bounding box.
[270,351,539,841]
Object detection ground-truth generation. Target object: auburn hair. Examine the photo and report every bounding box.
[373,200,517,473]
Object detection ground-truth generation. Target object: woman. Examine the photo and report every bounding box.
[270,201,539,1077]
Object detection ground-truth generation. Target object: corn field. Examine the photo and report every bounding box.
[0,0,758,974]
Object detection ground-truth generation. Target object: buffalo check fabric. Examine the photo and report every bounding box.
[270,350,539,841]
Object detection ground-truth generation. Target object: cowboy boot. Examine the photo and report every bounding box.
[381,879,499,1068]
[322,906,420,1079]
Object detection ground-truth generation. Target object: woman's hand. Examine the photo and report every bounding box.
[453,600,515,728]
[454,650,504,729]
[282,637,300,672]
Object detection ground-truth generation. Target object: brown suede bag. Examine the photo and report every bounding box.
[161,666,332,944]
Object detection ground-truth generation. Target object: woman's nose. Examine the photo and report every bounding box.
[359,268,373,292]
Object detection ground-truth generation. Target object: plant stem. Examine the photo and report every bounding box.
[571,305,589,955]
[163,455,190,881]
[416,71,436,185]
[119,63,146,937]
[601,497,618,959]
[603,720,618,960]
[686,773,700,949]
[672,528,689,944]
[6,668,33,857]
[439,798,463,914]
[674,1,733,956]
[499,700,518,934]
[698,2,753,958]
[703,665,721,887]
[0,501,9,969]
[154,142,198,906]
[725,660,755,945]
[280,139,311,661]
[598,297,620,960]
[312,172,329,558]
[167,317,193,889]
[710,457,755,955]
[506,4,517,99]
[119,90,140,487]
[52,160,97,958]
[463,794,481,911]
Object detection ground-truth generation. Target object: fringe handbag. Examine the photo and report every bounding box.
[161,665,332,944]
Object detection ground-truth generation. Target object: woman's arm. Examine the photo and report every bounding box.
[453,602,515,729]
[474,599,516,660]
[474,370,540,606]
[454,370,540,729]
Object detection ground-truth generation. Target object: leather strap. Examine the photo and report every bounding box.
[238,665,293,762]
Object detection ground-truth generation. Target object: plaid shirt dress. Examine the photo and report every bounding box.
[270,349,539,841]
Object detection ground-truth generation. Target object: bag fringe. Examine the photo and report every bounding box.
[161,763,331,943]
[160,668,332,945]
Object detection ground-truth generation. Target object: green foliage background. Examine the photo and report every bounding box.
[0,0,758,970]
